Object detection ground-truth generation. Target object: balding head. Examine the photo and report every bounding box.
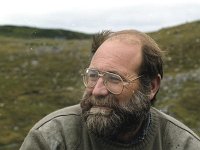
[90,29,164,103]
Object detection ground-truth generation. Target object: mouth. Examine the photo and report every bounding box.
[89,106,113,116]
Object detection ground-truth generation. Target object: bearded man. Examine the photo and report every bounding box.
[20,30,200,150]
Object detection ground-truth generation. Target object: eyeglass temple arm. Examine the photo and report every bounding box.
[128,75,143,83]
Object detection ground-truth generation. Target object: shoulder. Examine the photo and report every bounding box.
[151,107,200,149]
[32,104,82,130]
[21,104,83,150]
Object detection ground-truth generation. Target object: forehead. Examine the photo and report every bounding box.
[89,36,142,75]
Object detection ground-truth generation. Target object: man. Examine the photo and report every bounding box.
[20,30,200,150]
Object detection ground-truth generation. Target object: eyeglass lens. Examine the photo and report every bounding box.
[83,69,124,94]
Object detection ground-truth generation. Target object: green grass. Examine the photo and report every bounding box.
[172,81,200,133]
[156,75,200,134]
[0,20,199,149]
[0,36,91,149]
[149,20,200,74]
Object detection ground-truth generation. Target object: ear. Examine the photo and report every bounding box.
[149,74,161,101]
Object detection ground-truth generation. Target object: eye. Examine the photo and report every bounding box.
[107,74,121,84]
[87,70,98,80]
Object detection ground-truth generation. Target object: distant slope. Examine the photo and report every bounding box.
[149,20,200,136]
[0,25,92,39]
[149,20,200,74]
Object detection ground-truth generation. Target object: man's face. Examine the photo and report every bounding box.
[81,38,151,139]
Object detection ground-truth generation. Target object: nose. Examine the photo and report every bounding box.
[92,78,109,97]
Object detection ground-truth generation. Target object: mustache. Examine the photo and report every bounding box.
[80,90,151,117]
[80,92,120,112]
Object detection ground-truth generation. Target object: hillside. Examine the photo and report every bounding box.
[149,20,200,73]
[149,20,200,135]
[0,20,199,149]
[0,25,92,39]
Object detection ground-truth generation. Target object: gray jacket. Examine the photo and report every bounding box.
[20,104,200,150]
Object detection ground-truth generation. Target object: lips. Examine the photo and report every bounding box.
[89,106,113,116]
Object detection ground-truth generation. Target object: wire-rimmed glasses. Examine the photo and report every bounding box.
[82,68,142,95]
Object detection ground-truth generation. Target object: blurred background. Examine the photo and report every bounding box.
[0,0,200,149]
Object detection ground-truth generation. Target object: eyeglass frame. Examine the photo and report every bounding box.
[82,68,143,95]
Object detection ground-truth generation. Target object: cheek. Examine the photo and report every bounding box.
[116,91,133,103]
[117,83,140,102]
[84,87,93,95]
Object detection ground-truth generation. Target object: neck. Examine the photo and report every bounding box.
[114,119,144,144]
[113,112,151,144]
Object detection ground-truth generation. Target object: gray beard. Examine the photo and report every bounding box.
[80,90,150,140]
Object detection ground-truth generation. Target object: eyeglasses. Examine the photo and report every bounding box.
[82,68,143,95]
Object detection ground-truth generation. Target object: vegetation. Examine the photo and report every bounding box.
[0,20,199,149]
[0,25,92,39]
[148,20,200,135]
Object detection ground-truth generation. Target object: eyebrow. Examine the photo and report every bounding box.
[88,67,128,81]
[106,70,127,80]
[89,67,121,75]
